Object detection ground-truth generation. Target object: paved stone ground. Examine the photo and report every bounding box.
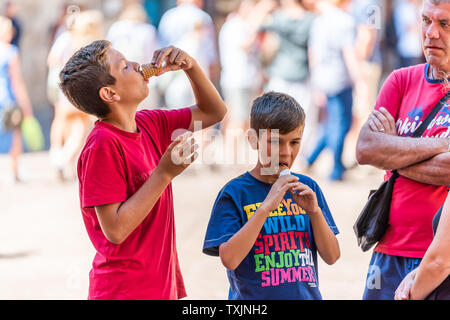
[0,151,384,300]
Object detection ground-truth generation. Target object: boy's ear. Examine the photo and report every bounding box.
[99,86,120,104]
[247,129,259,150]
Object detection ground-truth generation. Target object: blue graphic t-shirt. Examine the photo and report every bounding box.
[203,172,339,300]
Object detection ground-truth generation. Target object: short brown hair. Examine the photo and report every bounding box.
[59,40,116,118]
[250,92,306,135]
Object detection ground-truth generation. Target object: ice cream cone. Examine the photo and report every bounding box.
[141,64,160,79]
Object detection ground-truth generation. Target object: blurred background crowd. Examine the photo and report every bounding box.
[0,0,426,183]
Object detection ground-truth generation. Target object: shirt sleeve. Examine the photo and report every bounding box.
[311,181,339,235]
[203,189,243,256]
[374,69,403,120]
[79,137,128,208]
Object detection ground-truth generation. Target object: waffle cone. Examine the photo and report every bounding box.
[141,64,160,79]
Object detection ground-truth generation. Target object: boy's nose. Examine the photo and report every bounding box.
[278,144,291,157]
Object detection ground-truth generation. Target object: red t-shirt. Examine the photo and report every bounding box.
[77,108,192,299]
[374,64,449,258]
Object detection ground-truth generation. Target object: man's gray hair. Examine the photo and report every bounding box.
[424,0,450,91]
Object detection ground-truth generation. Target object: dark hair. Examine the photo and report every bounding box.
[59,40,116,118]
[250,92,306,135]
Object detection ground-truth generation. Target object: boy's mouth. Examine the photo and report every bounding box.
[279,161,289,168]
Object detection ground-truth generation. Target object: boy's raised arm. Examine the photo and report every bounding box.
[150,46,227,132]
[186,62,227,132]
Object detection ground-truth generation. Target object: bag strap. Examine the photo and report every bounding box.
[391,90,450,178]
[412,90,450,138]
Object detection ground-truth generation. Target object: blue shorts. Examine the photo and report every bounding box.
[362,251,421,300]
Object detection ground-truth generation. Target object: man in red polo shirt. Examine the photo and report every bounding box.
[356,0,450,299]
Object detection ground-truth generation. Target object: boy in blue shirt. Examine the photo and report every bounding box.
[203,92,340,300]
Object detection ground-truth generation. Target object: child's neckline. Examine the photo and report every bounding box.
[246,171,277,186]
[96,120,142,140]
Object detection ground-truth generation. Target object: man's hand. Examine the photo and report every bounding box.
[395,269,417,300]
[368,107,397,136]
[260,175,300,214]
[157,132,199,180]
[290,183,320,216]
[151,46,196,75]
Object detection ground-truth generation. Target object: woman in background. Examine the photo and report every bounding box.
[0,15,33,183]
[47,10,103,181]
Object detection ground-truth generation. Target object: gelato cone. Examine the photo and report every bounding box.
[141,64,160,79]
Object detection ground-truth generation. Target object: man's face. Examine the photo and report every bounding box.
[258,126,303,176]
[106,48,149,105]
[421,1,450,72]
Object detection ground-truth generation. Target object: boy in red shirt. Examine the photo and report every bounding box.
[59,40,226,299]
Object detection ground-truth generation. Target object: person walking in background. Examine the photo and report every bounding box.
[356,0,450,300]
[47,10,104,181]
[218,0,266,132]
[305,0,366,181]
[4,1,21,49]
[259,0,317,154]
[0,15,33,183]
[394,0,425,68]
[47,4,79,177]
[350,0,383,132]
[48,2,72,47]
[215,0,272,170]
[158,0,219,108]
[106,3,161,107]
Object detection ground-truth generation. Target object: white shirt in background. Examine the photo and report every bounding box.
[106,19,160,64]
[219,14,261,90]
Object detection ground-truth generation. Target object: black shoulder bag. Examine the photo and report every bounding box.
[354,91,450,252]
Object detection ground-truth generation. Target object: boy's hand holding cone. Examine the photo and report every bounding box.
[141,46,195,79]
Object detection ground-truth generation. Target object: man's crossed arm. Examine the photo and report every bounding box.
[356,107,450,186]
